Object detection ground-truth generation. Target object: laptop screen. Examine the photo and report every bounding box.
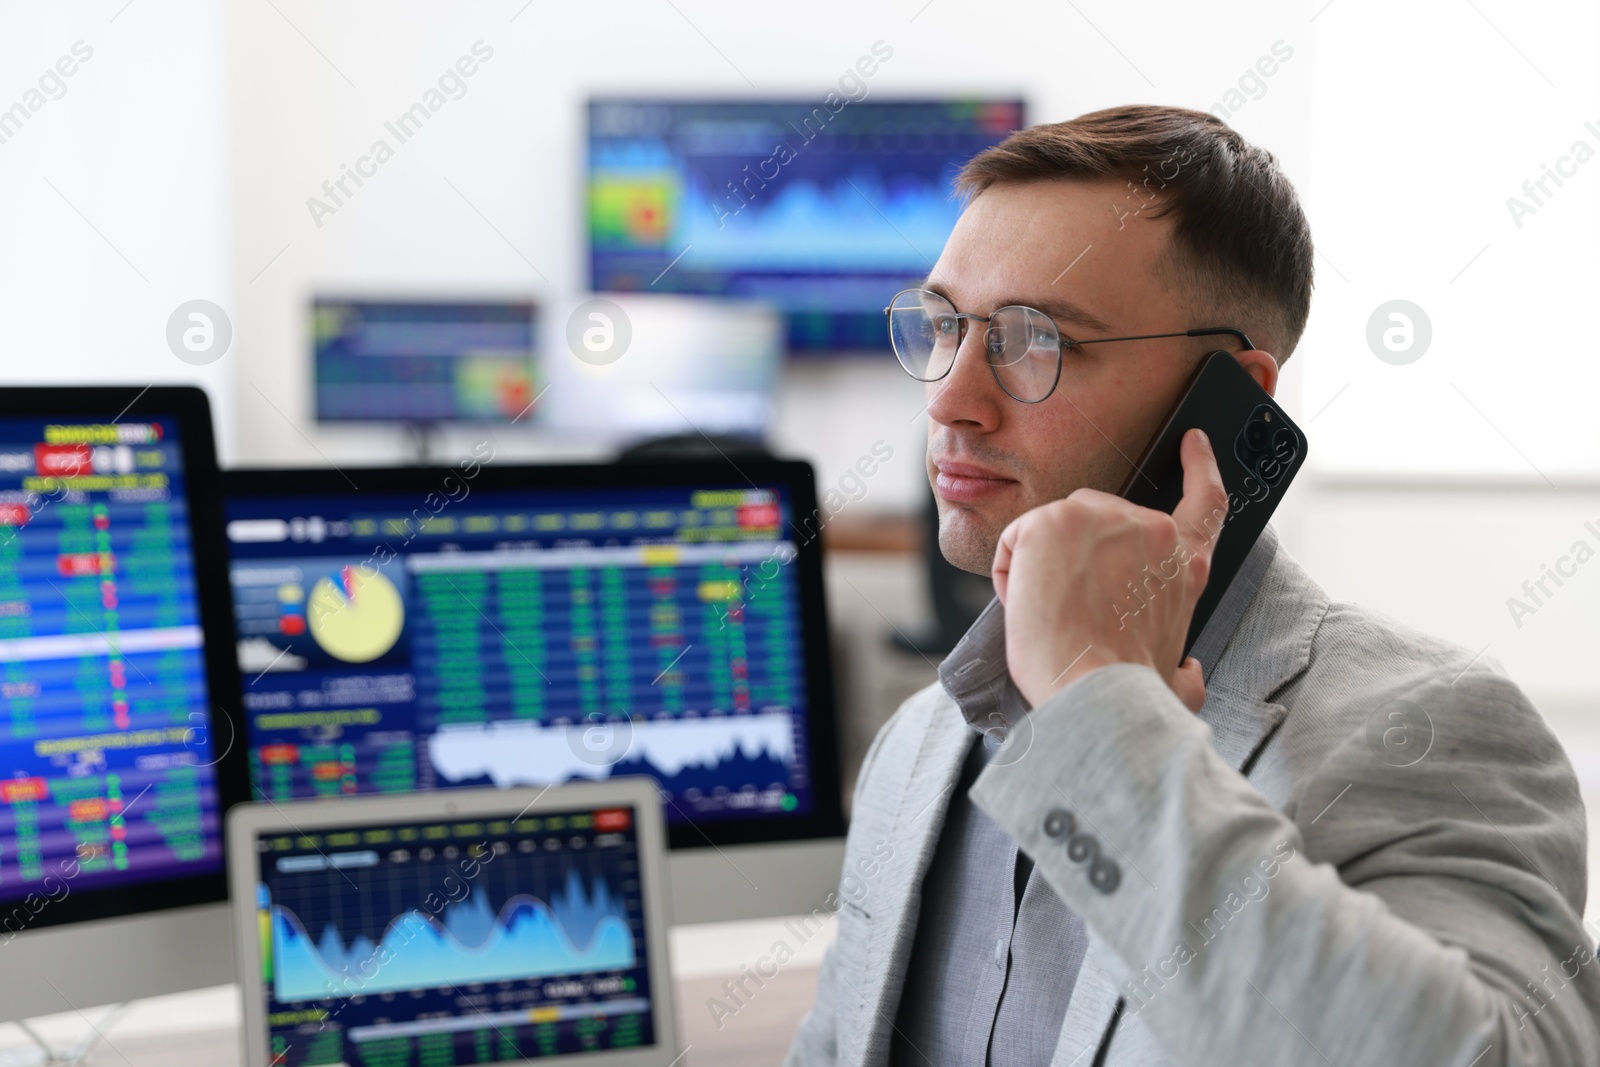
[251,801,657,1064]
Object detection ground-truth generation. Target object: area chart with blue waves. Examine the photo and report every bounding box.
[271,871,636,1003]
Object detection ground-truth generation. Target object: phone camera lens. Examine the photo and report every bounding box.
[1271,426,1297,460]
[1244,420,1269,451]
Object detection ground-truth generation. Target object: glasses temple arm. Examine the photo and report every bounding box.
[1186,327,1255,350]
[1067,327,1255,350]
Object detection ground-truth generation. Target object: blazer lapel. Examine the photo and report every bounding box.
[1049,937,1131,1067]
[849,696,974,1067]
[1197,684,1289,774]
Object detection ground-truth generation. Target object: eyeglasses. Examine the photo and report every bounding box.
[884,288,1255,403]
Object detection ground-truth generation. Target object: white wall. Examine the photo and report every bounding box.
[1303,0,1600,482]
[0,0,233,449]
[1290,0,1600,714]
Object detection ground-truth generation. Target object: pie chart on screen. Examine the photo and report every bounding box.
[307,565,404,663]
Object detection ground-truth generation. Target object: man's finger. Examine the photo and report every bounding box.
[1170,428,1229,566]
[1169,655,1207,713]
[991,515,1019,606]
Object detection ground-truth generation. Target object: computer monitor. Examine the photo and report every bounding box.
[0,386,249,1023]
[221,460,845,922]
[537,294,782,445]
[312,298,539,423]
[587,97,1025,352]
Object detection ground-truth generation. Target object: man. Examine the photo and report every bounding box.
[785,105,1600,1066]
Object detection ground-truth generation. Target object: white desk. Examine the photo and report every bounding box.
[0,919,831,1067]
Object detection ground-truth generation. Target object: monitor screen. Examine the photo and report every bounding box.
[537,294,782,443]
[587,97,1025,352]
[0,416,224,906]
[222,466,839,846]
[313,299,538,423]
[251,801,657,1063]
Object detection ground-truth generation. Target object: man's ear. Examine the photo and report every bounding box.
[1234,348,1279,396]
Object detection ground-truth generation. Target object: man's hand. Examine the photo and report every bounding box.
[991,428,1229,712]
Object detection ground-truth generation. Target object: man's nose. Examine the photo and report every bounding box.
[926,323,1002,432]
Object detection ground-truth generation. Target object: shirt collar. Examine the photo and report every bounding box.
[937,523,1281,733]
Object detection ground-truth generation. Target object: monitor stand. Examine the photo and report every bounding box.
[404,421,438,465]
[3,1005,130,1067]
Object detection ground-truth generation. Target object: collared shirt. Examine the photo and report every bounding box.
[890,526,1280,1067]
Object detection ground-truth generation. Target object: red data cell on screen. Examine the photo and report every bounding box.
[34,444,91,477]
[737,503,779,528]
[594,808,632,832]
[57,553,108,577]
[0,504,30,525]
[69,798,110,822]
[0,778,49,803]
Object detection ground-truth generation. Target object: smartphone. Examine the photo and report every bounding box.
[1116,349,1307,659]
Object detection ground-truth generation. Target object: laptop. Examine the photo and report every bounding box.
[227,779,679,1066]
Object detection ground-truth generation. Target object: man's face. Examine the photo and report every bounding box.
[925,178,1223,575]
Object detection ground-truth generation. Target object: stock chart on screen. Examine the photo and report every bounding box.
[252,804,656,1063]
[0,416,222,904]
[588,98,1024,351]
[224,479,817,827]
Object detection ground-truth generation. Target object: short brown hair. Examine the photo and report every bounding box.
[956,105,1313,362]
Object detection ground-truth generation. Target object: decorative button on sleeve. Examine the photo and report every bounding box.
[1040,809,1119,892]
[1042,808,1075,839]
[1066,833,1099,864]
[1089,858,1121,894]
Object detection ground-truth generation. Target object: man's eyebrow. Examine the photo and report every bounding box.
[918,279,1113,336]
[1023,298,1113,336]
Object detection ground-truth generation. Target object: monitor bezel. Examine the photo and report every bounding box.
[219,458,846,851]
[228,778,679,1067]
[0,385,252,929]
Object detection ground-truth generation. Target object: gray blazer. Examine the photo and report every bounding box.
[786,535,1600,1066]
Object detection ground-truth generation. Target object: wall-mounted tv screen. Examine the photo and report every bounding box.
[587,98,1025,353]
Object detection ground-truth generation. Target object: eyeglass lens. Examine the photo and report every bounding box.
[887,290,1062,403]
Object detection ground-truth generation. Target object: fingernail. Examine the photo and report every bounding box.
[1194,429,1211,451]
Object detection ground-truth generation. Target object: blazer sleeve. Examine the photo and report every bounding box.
[968,662,1600,1067]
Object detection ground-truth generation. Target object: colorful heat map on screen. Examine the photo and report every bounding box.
[312,300,538,423]
[588,98,1024,351]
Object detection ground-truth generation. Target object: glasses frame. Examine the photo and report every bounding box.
[884,288,1256,404]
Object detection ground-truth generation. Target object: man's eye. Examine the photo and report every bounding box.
[931,315,959,337]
